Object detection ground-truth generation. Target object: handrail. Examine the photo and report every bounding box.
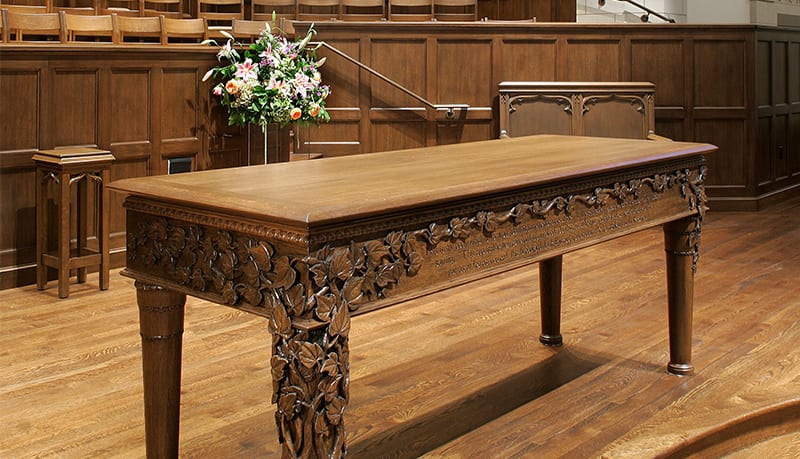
[619,0,676,23]
[599,0,676,23]
[311,41,469,119]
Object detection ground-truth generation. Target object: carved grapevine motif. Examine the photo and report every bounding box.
[126,164,706,458]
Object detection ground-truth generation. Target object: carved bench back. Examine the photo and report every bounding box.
[498,82,656,140]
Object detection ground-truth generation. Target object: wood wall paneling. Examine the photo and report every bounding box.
[757,117,773,188]
[159,67,203,174]
[52,68,100,148]
[754,31,800,200]
[307,39,362,157]
[435,39,494,144]
[436,40,493,106]
[370,38,429,152]
[696,119,747,191]
[0,70,40,155]
[694,40,747,108]
[0,47,222,289]
[0,65,41,288]
[109,69,151,146]
[563,39,622,82]
[497,39,557,82]
[630,39,686,108]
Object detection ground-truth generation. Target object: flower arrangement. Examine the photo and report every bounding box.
[203,21,331,128]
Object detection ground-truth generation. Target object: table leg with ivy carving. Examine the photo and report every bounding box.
[269,295,350,458]
[539,255,564,346]
[136,281,186,459]
[663,215,701,376]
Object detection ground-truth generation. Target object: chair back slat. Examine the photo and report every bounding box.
[64,11,114,42]
[160,16,207,44]
[6,10,65,41]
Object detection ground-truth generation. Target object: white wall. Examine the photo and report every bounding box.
[751,0,800,26]
[687,0,750,23]
[576,0,800,25]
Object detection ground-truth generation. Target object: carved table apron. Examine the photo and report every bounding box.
[108,134,716,458]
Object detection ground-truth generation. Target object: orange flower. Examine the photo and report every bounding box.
[290,108,302,120]
[225,80,239,95]
[309,104,320,117]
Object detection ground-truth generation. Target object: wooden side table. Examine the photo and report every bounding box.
[33,148,115,298]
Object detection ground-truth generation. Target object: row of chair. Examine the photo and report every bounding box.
[0,10,279,42]
[0,1,189,18]
[0,0,477,24]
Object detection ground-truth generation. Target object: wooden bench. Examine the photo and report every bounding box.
[109,134,716,458]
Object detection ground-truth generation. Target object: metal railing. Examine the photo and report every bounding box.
[598,0,676,23]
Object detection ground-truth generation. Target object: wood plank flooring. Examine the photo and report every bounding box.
[2,196,799,458]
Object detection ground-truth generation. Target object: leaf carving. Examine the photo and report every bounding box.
[221,281,238,305]
[328,247,353,281]
[248,241,273,272]
[406,252,423,277]
[385,231,403,256]
[341,277,364,305]
[271,355,288,381]
[314,291,336,321]
[328,305,351,338]
[309,261,328,288]
[269,256,296,290]
[241,284,263,306]
[376,262,403,288]
[364,240,390,268]
[298,342,324,369]
[269,302,293,339]
[427,223,450,245]
[283,283,306,316]
[325,396,346,425]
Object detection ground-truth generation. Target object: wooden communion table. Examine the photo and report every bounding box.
[108,134,716,458]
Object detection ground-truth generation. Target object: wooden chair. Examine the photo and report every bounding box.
[388,0,432,21]
[0,4,49,14]
[63,11,115,42]
[113,13,161,42]
[296,0,339,22]
[250,0,294,23]
[142,0,182,17]
[197,0,243,35]
[433,0,475,21]
[100,0,142,16]
[0,8,7,42]
[5,10,65,41]
[230,18,265,42]
[341,0,384,21]
[159,16,207,43]
[48,0,98,15]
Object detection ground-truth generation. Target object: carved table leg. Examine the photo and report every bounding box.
[135,281,186,458]
[270,302,349,458]
[539,255,563,346]
[663,216,701,376]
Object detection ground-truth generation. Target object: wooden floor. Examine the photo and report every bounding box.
[2,196,799,458]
